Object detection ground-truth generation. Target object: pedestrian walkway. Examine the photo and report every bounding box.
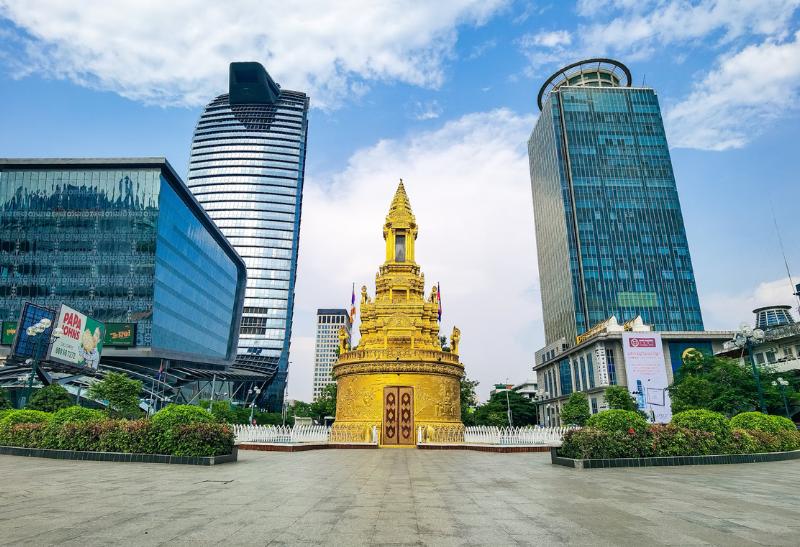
[0,450,798,545]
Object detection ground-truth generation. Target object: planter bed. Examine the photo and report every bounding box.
[0,445,237,465]
[551,446,800,469]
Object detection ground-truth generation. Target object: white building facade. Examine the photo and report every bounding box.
[313,309,350,400]
[533,316,732,426]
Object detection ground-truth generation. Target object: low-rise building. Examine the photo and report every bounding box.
[533,316,732,426]
[512,380,538,401]
[715,304,800,374]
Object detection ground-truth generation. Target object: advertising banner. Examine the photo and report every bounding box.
[104,323,136,347]
[621,332,672,423]
[1,321,18,345]
[11,302,56,359]
[48,305,105,369]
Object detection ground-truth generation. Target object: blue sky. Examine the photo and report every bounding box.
[1,1,799,401]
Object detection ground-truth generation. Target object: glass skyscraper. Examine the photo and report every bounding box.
[188,62,309,410]
[0,158,246,366]
[529,59,703,346]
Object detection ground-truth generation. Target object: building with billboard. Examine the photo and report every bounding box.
[0,158,253,407]
[187,62,309,411]
[528,59,704,347]
[312,309,350,400]
[532,316,732,426]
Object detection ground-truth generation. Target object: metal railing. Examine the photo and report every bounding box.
[233,424,330,444]
[418,425,576,446]
[233,424,379,444]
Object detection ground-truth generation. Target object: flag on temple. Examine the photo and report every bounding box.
[437,282,442,322]
[350,283,356,322]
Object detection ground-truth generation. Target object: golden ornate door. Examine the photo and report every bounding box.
[382,387,414,445]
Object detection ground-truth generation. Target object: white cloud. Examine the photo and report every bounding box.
[411,100,443,121]
[666,31,800,150]
[523,30,572,48]
[702,277,799,330]
[575,0,800,56]
[522,1,799,71]
[0,0,506,108]
[288,108,540,401]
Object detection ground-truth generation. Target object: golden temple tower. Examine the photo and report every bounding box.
[331,181,464,446]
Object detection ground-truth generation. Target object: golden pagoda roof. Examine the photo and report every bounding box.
[385,179,416,228]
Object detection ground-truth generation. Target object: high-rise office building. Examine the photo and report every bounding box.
[0,158,251,406]
[188,62,309,410]
[312,309,350,400]
[529,59,703,346]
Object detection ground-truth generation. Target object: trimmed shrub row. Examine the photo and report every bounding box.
[0,405,233,457]
[561,409,800,460]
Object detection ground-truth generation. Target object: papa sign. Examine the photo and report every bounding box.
[48,305,105,369]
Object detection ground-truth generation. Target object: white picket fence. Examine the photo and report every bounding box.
[462,425,576,446]
[233,424,575,446]
[233,424,330,444]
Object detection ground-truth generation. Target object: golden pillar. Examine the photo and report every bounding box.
[331,181,464,446]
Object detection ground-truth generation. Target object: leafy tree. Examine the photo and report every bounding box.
[290,400,313,418]
[460,377,479,426]
[473,390,537,427]
[87,372,143,418]
[669,354,796,417]
[0,388,12,410]
[27,384,72,412]
[560,392,591,426]
[604,385,639,412]
[310,383,337,422]
[439,335,450,352]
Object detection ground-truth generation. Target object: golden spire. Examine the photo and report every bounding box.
[386,179,415,226]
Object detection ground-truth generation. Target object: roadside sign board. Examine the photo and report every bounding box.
[104,322,136,347]
[48,304,105,369]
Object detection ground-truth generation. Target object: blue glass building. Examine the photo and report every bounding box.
[187,62,309,410]
[0,158,250,404]
[529,59,704,345]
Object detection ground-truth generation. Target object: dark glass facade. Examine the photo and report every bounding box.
[529,77,704,345]
[0,159,246,365]
[188,62,309,409]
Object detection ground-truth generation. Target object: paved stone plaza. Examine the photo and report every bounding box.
[1,450,799,546]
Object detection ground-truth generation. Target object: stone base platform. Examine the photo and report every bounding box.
[418,444,553,453]
[238,443,378,452]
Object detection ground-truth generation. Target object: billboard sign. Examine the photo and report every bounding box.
[48,305,105,369]
[104,323,136,347]
[1,321,18,345]
[11,302,56,359]
[622,332,672,423]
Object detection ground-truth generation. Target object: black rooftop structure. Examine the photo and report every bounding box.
[229,62,280,105]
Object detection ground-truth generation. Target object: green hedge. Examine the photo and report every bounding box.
[671,409,730,437]
[0,409,51,427]
[50,406,105,428]
[730,412,796,434]
[0,407,233,457]
[560,423,800,459]
[585,410,648,434]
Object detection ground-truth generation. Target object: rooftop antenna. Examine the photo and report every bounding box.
[641,74,647,87]
[770,202,800,316]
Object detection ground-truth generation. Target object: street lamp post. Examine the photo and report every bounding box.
[248,386,261,424]
[772,377,791,418]
[730,325,767,414]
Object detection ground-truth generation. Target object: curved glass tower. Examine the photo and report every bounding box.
[188,62,309,410]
